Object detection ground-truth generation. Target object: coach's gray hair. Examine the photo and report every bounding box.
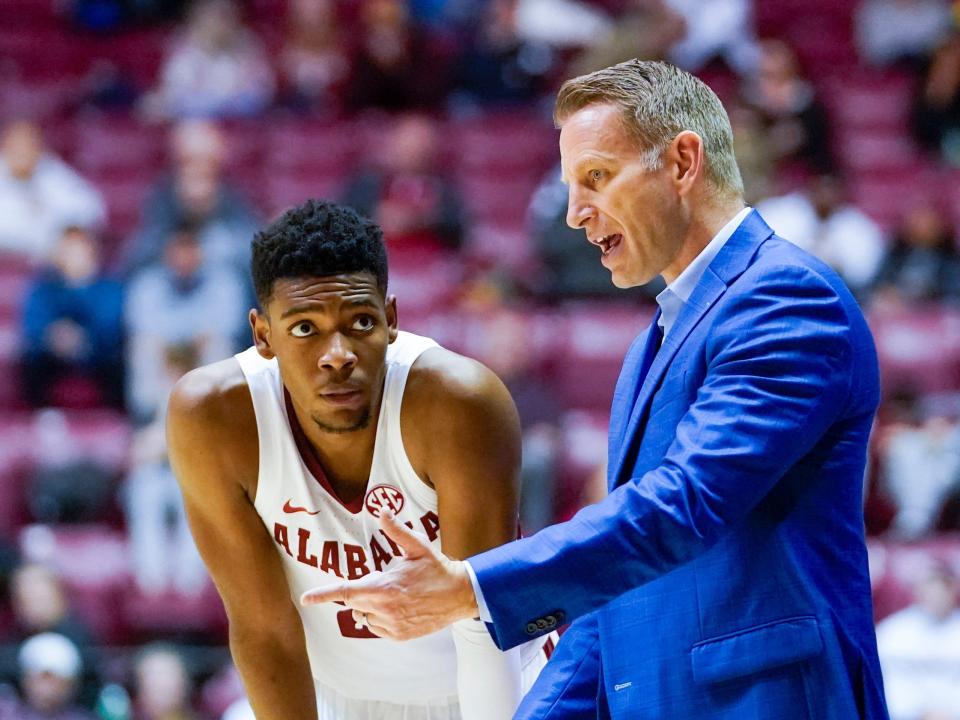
[554,60,744,198]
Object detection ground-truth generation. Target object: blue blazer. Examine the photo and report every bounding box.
[470,212,889,719]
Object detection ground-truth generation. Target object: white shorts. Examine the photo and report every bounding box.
[315,633,555,720]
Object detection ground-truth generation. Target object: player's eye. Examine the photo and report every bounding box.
[351,315,375,332]
[290,322,314,337]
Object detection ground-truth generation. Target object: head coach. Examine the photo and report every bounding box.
[303,59,888,720]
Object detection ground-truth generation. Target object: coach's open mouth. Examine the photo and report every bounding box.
[599,233,623,256]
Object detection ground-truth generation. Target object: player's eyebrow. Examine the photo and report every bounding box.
[280,303,325,319]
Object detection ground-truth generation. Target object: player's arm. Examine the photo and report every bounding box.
[405,350,526,720]
[166,362,318,720]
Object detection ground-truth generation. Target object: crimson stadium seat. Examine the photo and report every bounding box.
[552,301,653,412]
[869,306,960,395]
[868,535,960,621]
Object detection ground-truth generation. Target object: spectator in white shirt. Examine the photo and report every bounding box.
[0,121,106,263]
[876,561,960,720]
[856,0,954,69]
[757,173,886,295]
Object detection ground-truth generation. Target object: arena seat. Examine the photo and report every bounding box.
[869,306,960,395]
[448,113,557,175]
[263,119,362,175]
[868,535,960,621]
[458,173,540,227]
[122,582,227,640]
[555,409,610,519]
[552,301,653,411]
[72,116,165,177]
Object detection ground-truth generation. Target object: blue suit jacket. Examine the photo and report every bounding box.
[470,212,889,719]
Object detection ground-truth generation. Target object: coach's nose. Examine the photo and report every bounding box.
[566,185,596,230]
[318,332,357,374]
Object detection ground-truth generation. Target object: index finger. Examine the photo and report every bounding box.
[299,576,378,608]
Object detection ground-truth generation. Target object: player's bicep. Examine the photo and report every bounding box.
[428,366,523,560]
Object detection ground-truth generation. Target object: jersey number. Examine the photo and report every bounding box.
[335,605,379,639]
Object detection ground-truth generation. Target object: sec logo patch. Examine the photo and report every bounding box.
[364,484,405,517]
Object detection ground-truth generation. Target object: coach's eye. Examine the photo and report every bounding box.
[589,169,604,183]
[291,322,314,337]
[352,315,375,332]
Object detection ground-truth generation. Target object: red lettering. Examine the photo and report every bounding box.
[344,544,370,579]
[274,523,292,556]
[369,536,393,572]
[297,528,318,567]
[420,511,440,542]
[320,541,342,577]
[379,529,402,556]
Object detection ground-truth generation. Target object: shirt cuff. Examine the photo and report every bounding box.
[463,559,493,623]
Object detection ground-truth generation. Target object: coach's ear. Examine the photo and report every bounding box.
[250,308,276,359]
[385,295,399,343]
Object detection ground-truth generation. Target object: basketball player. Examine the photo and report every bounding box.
[166,200,551,720]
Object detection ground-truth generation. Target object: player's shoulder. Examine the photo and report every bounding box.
[407,345,510,407]
[168,356,255,439]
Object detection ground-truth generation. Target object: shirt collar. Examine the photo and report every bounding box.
[657,206,751,336]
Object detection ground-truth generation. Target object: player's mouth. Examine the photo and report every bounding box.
[319,387,365,408]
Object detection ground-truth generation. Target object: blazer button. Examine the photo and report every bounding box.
[525,622,539,636]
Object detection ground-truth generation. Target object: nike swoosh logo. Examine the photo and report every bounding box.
[283,500,321,515]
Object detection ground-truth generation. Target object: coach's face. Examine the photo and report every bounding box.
[560,103,687,287]
[252,272,398,434]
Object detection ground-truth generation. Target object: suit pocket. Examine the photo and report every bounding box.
[690,616,823,686]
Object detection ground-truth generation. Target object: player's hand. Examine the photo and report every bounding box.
[300,510,480,641]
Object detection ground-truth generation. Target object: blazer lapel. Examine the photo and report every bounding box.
[607,310,662,476]
[609,210,775,488]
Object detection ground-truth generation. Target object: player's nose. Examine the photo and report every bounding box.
[318,332,357,372]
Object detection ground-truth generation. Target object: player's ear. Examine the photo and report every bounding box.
[250,308,275,359]
[385,295,399,343]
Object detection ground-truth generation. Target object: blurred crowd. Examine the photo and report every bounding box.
[2,0,960,718]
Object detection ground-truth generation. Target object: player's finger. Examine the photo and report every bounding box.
[379,510,431,558]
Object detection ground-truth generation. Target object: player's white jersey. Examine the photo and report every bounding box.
[236,332,499,704]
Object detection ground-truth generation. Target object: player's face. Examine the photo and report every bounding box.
[560,103,685,287]
[253,272,398,434]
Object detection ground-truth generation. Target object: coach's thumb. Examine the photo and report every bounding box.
[379,510,430,558]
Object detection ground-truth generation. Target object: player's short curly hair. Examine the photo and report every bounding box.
[251,199,388,307]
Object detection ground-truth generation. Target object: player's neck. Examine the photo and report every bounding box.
[296,397,382,494]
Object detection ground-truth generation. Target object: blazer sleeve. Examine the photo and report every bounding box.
[470,264,863,650]
[514,612,602,720]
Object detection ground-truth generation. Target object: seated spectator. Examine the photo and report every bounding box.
[0,121,106,263]
[6,565,92,651]
[0,633,94,720]
[572,0,686,77]
[452,0,557,109]
[124,120,260,274]
[527,164,661,300]
[872,201,960,306]
[877,392,960,538]
[876,562,960,719]
[513,0,612,49]
[124,223,246,422]
[665,0,760,76]
[342,114,465,253]
[740,39,835,174]
[132,645,198,720]
[856,0,954,69]
[347,0,450,111]
[755,173,886,296]
[278,0,350,114]
[913,27,960,163]
[124,343,206,596]
[144,0,274,119]
[20,226,124,409]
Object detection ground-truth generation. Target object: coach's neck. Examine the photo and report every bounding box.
[661,189,745,285]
